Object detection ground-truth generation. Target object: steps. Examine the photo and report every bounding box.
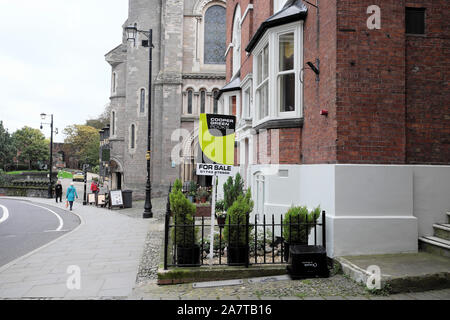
[418,212,450,258]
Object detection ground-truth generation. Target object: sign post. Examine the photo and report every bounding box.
[197,113,236,267]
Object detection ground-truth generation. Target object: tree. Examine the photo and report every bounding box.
[12,126,49,170]
[0,121,16,171]
[64,125,100,168]
[85,104,111,130]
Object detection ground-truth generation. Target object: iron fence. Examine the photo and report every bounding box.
[163,190,327,269]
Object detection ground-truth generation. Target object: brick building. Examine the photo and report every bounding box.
[218,0,450,256]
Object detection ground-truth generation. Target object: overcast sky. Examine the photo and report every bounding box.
[0,0,128,142]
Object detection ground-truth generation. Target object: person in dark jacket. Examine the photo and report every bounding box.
[55,180,63,203]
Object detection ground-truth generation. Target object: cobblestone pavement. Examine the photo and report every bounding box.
[131,277,450,300]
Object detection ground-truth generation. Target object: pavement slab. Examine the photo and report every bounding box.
[0,196,152,299]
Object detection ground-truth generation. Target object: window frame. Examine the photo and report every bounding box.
[203,4,227,65]
[139,88,146,113]
[251,21,303,128]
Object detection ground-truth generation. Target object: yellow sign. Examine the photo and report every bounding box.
[199,114,236,166]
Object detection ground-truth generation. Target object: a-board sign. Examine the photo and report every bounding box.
[97,194,106,206]
[196,163,234,176]
[88,193,96,204]
[110,190,123,207]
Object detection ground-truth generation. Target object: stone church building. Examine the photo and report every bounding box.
[104,0,227,198]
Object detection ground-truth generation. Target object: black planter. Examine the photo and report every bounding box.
[227,246,248,266]
[284,241,307,262]
[176,244,201,267]
[217,216,226,227]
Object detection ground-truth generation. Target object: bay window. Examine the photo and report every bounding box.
[252,22,303,126]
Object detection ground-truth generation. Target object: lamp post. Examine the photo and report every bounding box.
[125,24,153,219]
[82,163,89,205]
[40,113,57,199]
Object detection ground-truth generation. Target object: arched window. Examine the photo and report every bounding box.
[140,89,146,113]
[187,89,193,114]
[213,90,219,114]
[204,5,226,65]
[200,90,206,114]
[232,5,241,76]
[112,111,116,135]
[112,72,117,94]
[130,124,136,149]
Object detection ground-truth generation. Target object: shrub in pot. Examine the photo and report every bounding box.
[215,200,226,227]
[187,181,197,203]
[282,205,321,262]
[223,189,254,266]
[198,188,209,203]
[170,179,200,266]
[223,173,244,212]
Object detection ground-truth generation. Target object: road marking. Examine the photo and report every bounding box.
[20,202,64,232]
[0,204,9,224]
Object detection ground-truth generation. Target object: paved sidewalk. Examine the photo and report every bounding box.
[0,197,153,299]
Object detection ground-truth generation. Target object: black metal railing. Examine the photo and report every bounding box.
[163,190,327,269]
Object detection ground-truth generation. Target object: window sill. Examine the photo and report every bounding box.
[253,117,303,132]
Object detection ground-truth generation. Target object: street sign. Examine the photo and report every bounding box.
[196,163,234,176]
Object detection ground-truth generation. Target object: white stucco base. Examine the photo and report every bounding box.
[248,164,450,257]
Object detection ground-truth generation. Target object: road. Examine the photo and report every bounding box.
[0,198,80,268]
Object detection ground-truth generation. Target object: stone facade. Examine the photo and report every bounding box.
[105,0,227,199]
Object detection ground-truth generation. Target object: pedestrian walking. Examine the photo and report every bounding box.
[66,182,79,211]
[55,180,63,203]
[91,180,99,205]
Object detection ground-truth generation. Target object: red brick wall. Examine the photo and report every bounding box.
[405,0,450,164]
[254,128,302,165]
[301,0,338,164]
[334,0,407,164]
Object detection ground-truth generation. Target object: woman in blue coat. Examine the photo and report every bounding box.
[66,182,79,211]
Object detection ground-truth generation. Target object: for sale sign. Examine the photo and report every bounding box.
[196,163,233,176]
[198,114,236,166]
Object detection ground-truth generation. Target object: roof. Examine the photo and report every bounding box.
[216,73,241,99]
[246,0,308,53]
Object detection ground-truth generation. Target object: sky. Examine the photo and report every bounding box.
[0,0,128,142]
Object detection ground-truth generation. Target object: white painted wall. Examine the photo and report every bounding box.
[247,163,450,258]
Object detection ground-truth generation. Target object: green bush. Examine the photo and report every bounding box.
[283,205,321,244]
[170,179,198,247]
[215,199,225,213]
[223,173,244,211]
[223,189,254,247]
[188,181,197,197]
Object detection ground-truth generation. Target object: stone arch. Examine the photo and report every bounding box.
[193,0,226,16]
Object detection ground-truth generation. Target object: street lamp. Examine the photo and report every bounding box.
[125,24,154,219]
[40,113,57,199]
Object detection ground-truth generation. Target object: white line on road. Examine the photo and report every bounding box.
[0,204,9,224]
[20,202,64,232]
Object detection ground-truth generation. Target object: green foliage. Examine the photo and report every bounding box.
[63,125,100,167]
[57,171,73,179]
[203,233,226,254]
[188,181,197,196]
[223,173,244,211]
[170,181,198,247]
[12,126,48,170]
[173,178,183,193]
[223,189,254,246]
[283,205,321,244]
[215,199,225,213]
[0,121,16,171]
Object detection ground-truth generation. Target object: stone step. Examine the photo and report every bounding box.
[419,236,450,258]
[434,224,450,241]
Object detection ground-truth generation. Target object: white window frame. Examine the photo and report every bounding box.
[252,21,303,128]
[220,91,241,117]
[241,74,253,120]
[232,5,242,77]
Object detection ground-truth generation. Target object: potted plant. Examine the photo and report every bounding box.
[223,189,254,266]
[198,188,209,203]
[283,205,321,262]
[215,200,226,227]
[187,181,197,203]
[170,179,200,267]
